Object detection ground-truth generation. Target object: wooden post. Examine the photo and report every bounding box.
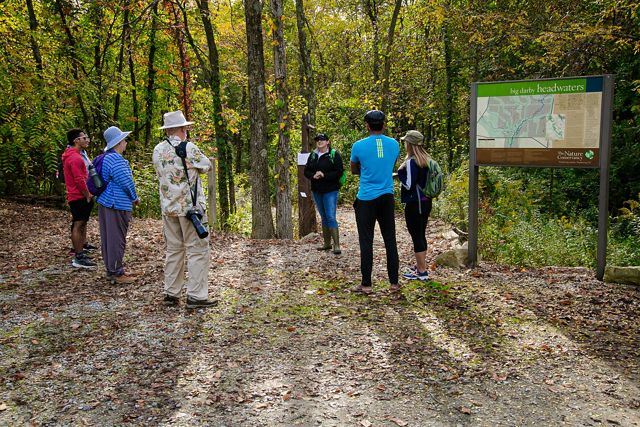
[297,114,316,237]
[208,157,217,231]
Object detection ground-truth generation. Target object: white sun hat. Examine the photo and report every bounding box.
[159,110,194,130]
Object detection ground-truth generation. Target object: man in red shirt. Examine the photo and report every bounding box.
[62,128,97,268]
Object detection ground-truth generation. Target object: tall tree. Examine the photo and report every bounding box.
[295,0,316,127]
[362,0,380,86]
[271,0,293,239]
[381,0,402,114]
[113,0,131,122]
[244,0,275,238]
[165,0,193,118]
[143,1,159,149]
[25,0,43,77]
[187,0,232,225]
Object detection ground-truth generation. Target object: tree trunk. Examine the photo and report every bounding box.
[25,0,43,76]
[128,34,140,141]
[244,0,275,239]
[53,0,89,127]
[443,20,455,171]
[113,0,131,122]
[143,1,159,149]
[271,0,293,239]
[165,0,193,118]
[294,0,316,127]
[197,0,230,226]
[363,0,380,86]
[381,0,402,114]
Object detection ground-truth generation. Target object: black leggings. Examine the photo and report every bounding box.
[404,199,432,253]
[354,194,399,286]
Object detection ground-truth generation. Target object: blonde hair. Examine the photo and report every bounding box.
[406,142,430,168]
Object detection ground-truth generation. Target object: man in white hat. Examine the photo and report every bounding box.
[152,110,216,309]
[96,125,139,284]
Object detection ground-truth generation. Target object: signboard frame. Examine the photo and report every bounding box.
[468,75,614,280]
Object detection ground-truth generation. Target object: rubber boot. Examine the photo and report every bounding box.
[317,225,332,250]
[330,227,341,255]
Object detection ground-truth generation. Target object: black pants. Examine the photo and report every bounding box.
[404,199,432,253]
[354,194,399,286]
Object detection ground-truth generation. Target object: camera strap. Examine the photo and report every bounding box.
[167,139,198,207]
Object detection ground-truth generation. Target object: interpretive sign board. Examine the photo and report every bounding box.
[475,76,605,168]
[469,75,614,280]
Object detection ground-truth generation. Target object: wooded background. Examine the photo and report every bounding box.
[0,0,638,254]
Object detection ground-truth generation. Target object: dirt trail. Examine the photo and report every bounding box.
[0,200,639,426]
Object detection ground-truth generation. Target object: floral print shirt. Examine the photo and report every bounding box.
[152,135,211,217]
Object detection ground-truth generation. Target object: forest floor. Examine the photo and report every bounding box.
[0,199,639,427]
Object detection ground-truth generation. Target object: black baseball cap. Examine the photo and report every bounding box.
[314,133,329,141]
[364,110,385,124]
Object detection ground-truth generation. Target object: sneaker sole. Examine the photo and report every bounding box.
[72,261,96,269]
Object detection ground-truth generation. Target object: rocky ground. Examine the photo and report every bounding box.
[0,199,638,426]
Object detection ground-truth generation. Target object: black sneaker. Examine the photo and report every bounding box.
[163,294,179,307]
[83,243,98,251]
[186,297,218,309]
[72,254,96,268]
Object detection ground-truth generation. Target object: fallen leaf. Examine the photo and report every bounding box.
[287,326,296,332]
[387,416,408,426]
[460,406,472,414]
[360,421,372,427]
[492,372,508,382]
[0,403,7,411]
[376,384,386,392]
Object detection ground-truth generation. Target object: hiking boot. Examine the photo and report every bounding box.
[350,284,373,295]
[83,242,98,251]
[402,270,429,281]
[330,227,341,255]
[389,283,402,292]
[186,297,218,309]
[108,274,137,285]
[72,254,96,268]
[163,294,179,307]
[317,225,332,251]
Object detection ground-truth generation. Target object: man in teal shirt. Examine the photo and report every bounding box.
[350,110,400,294]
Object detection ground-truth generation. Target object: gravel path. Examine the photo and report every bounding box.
[0,200,638,426]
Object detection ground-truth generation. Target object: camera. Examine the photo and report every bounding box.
[186,207,209,239]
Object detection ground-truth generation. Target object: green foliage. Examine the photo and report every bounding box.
[440,162,639,268]
[130,160,161,219]
[225,173,252,236]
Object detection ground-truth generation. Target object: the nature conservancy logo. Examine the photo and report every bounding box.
[557,150,595,162]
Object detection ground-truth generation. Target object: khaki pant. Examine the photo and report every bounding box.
[162,214,210,300]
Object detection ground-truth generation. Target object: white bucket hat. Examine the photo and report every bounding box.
[159,110,194,130]
[103,126,131,152]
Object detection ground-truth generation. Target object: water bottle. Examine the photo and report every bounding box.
[88,164,103,188]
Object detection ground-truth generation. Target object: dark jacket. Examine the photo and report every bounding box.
[304,149,344,193]
[397,158,430,204]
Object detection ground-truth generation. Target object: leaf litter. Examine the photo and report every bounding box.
[0,200,638,426]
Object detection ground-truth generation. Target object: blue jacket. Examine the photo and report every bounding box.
[96,151,138,211]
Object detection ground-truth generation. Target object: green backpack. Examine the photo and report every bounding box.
[419,158,444,198]
[329,149,347,187]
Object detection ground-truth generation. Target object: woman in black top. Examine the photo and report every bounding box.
[304,133,344,254]
[397,130,432,281]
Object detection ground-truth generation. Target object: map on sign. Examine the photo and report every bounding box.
[476,82,602,149]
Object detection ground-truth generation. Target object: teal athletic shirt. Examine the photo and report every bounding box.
[350,134,399,201]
